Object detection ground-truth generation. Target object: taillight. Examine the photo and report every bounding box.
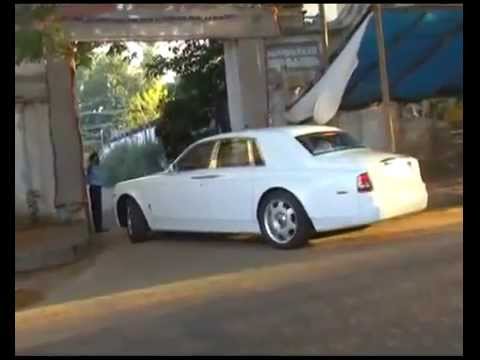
[357,172,373,193]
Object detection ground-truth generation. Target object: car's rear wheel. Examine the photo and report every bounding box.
[259,190,313,249]
[126,198,150,243]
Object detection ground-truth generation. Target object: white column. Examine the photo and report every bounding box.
[224,39,269,131]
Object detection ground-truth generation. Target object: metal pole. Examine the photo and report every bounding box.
[374,4,397,153]
[263,39,272,128]
[319,4,329,66]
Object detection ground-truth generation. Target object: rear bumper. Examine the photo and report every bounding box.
[357,182,428,223]
[310,182,428,232]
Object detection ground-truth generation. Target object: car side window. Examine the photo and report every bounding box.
[175,141,216,172]
[217,139,250,168]
[251,141,265,166]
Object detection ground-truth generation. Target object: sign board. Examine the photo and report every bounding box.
[266,41,323,72]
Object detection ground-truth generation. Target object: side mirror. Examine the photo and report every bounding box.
[168,163,177,174]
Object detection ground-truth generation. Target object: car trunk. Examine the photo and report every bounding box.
[316,148,427,219]
[316,148,422,182]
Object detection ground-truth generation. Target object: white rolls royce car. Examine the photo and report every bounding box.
[114,126,428,249]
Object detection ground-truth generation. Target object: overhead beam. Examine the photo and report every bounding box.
[58,4,270,20]
[55,4,280,41]
[380,4,463,10]
[64,16,279,41]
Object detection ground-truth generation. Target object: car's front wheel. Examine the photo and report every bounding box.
[258,190,313,249]
[126,198,150,243]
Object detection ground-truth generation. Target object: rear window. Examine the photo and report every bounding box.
[296,131,365,155]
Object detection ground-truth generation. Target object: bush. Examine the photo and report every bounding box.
[100,140,167,187]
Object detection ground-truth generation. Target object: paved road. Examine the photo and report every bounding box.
[16,215,462,355]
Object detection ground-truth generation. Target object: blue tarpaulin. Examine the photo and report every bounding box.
[340,8,463,110]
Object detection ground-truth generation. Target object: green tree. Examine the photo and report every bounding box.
[125,78,168,129]
[140,43,160,69]
[145,39,229,160]
[76,53,144,129]
[15,4,130,69]
[75,52,147,154]
[146,39,225,104]
[15,4,71,64]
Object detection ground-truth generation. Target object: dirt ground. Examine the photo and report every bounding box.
[16,216,462,355]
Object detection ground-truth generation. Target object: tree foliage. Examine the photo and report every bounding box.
[76,49,169,153]
[76,53,144,130]
[125,79,168,129]
[145,39,228,160]
[15,4,68,63]
[15,4,130,68]
[146,39,225,100]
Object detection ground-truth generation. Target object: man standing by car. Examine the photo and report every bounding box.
[87,152,107,233]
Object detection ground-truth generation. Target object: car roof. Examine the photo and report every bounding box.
[198,125,342,142]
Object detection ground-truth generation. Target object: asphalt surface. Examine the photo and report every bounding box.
[15,214,463,355]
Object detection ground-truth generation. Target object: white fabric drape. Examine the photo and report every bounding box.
[286,13,372,124]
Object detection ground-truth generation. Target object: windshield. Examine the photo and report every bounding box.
[296,131,365,156]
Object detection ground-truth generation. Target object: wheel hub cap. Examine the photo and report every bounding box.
[264,200,297,244]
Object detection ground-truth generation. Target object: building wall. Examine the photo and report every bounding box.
[15,60,88,228]
[15,102,57,224]
[15,62,58,226]
[329,105,390,152]
[329,103,435,162]
[15,105,29,219]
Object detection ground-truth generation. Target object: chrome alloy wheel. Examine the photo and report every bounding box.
[263,199,297,244]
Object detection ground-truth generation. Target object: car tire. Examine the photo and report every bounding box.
[258,190,313,249]
[126,198,150,243]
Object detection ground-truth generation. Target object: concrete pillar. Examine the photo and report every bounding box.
[224,39,269,131]
[46,56,88,223]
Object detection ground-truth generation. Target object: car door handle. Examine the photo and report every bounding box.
[190,175,222,180]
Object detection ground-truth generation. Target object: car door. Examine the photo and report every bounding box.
[200,138,259,233]
[150,140,218,231]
